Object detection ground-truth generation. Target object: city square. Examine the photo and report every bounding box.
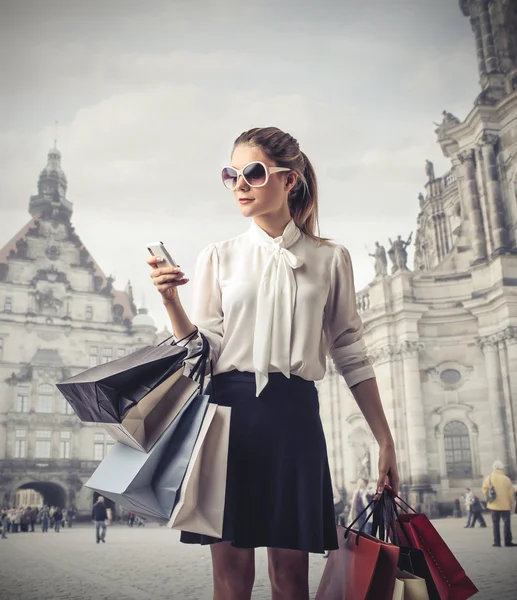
[1,516,517,600]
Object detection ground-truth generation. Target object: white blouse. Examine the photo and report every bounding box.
[184,219,375,396]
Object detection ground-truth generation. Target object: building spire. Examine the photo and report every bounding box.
[53,120,59,149]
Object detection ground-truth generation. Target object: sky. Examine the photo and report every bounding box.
[0,0,481,328]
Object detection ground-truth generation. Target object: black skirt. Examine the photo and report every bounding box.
[180,371,338,554]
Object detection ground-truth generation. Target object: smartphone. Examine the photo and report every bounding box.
[146,241,178,268]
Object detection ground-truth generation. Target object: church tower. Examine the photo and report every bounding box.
[29,146,73,219]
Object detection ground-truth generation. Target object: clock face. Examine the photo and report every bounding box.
[45,245,61,261]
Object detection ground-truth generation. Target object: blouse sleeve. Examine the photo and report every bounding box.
[323,245,375,388]
[189,243,224,365]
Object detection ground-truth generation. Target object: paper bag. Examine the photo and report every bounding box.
[103,372,199,452]
[169,404,231,538]
[393,569,429,600]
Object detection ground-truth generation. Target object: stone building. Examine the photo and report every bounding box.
[320,0,517,511]
[0,146,159,515]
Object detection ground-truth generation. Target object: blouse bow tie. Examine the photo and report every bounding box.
[248,220,304,396]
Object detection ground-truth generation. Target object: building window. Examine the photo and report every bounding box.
[440,369,461,386]
[94,443,104,461]
[85,305,93,321]
[14,430,27,458]
[4,297,12,312]
[59,397,74,415]
[34,430,52,459]
[444,421,472,478]
[117,348,126,359]
[89,346,98,368]
[101,348,113,364]
[15,384,30,412]
[59,431,71,459]
[36,383,54,413]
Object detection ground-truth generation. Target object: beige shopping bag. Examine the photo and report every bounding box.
[392,569,429,600]
[168,404,231,537]
[103,371,199,452]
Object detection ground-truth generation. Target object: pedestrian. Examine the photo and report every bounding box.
[469,493,487,528]
[1,507,8,540]
[30,506,38,532]
[66,507,76,528]
[39,506,50,533]
[53,508,62,533]
[482,460,516,547]
[323,489,345,558]
[464,488,474,527]
[147,126,399,600]
[348,478,374,532]
[92,496,108,544]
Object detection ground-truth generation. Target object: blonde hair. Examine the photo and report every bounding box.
[233,127,327,242]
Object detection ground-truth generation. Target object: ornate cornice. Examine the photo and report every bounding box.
[370,341,424,364]
[477,327,517,350]
[458,149,475,164]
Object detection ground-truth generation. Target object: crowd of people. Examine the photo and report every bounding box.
[1,505,76,538]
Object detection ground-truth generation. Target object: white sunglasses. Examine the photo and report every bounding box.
[221,161,291,190]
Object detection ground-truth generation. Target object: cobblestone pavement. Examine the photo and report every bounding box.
[1,516,516,599]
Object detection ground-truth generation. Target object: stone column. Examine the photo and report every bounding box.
[480,134,508,253]
[479,0,498,74]
[470,17,487,80]
[459,150,487,262]
[501,328,517,476]
[400,341,428,486]
[477,335,509,467]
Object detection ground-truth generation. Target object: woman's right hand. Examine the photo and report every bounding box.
[147,255,189,304]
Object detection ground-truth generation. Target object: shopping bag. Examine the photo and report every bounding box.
[392,569,429,600]
[56,343,187,423]
[85,392,209,521]
[315,526,399,600]
[168,403,231,538]
[393,496,478,600]
[398,546,440,600]
[102,372,200,452]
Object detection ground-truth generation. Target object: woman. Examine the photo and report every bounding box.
[148,126,398,600]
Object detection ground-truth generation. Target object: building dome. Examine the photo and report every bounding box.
[132,307,156,329]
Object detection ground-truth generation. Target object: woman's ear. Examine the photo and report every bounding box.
[286,171,298,192]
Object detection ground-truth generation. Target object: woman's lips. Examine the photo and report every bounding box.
[239,198,254,204]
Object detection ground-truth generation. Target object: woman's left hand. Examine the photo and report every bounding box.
[377,443,399,496]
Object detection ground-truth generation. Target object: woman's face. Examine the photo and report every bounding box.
[230,143,295,221]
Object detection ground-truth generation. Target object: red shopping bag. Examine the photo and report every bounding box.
[393,496,478,600]
[316,526,399,600]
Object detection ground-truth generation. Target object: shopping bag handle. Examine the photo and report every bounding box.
[157,327,200,348]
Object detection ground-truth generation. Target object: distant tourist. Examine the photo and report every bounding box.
[53,508,63,533]
[30,506,38,532]
[482,460,516,547]
[1,507,8,539]
[92,496,108,544]
[348,478,374,532]
[467,489,486,528]
[66,507,76,528]
[39,506,50,533]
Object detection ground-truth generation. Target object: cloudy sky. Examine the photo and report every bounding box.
[0,0,480,327]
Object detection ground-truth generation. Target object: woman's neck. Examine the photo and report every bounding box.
[253,212,292,239]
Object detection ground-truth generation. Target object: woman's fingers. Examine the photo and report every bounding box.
[156,280,188,293]
[152,272,185,285]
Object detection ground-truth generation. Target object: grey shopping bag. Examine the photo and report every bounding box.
[85,393,210,521]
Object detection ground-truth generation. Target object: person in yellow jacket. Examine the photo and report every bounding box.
[482,461,516,547]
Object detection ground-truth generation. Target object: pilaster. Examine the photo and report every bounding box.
[458,150,487,262]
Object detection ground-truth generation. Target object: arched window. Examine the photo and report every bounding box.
[444,421,472,477]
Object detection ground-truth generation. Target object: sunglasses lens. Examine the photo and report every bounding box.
[222,167,238,190]
[243,162,267,186]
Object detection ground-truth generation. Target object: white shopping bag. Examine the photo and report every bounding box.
[392,569,429,600]
[168,404,231,537]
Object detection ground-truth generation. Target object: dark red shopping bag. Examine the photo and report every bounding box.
[393,495,478,600]
[316,527,399,599]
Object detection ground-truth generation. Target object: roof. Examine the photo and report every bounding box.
[0,216,136,321]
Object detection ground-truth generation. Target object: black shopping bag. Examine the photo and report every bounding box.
[85,391,210,521]
[56,343,188,423]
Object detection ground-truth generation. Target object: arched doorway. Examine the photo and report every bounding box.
[14,481,67,509]
[92,491,117,520]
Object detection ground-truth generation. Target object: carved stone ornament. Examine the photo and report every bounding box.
[427,361,473,390]
[45,245,61,261]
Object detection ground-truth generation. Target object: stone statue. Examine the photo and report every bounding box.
[425,159,435,182]
[388,232,413,273]
[418,193,425,208]
[79,247,89,267]
[355,442,371,480]
[34,289,63,313]
[441,110,460,125]
[368,241,387,279]
[105,275,114,295]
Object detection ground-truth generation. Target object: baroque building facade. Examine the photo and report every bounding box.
[0,147,160,515]
[320,0,517,512]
